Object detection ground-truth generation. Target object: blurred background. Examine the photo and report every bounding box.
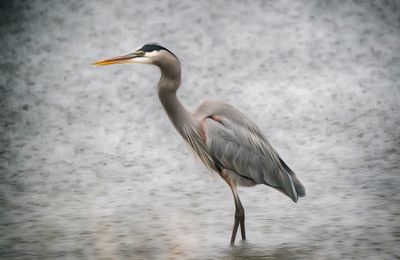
[1,0,399,259]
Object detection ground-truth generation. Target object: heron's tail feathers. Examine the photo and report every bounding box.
[279,158,305,201]
[291,173,306,198]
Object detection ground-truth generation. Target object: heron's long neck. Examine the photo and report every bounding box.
[156,59,214,172]
[157,68,193,132]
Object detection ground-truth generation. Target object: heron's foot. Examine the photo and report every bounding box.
[230,213,246,245]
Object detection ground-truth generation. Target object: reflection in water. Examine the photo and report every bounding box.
[220,242,313,260]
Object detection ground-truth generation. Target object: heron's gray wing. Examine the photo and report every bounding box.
[199,101,300,201]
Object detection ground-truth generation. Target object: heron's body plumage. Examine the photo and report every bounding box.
[192,99,304,202]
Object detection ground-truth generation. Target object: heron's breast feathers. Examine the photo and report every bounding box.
[178,123,220,173]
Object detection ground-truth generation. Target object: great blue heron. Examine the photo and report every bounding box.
[93,43,305,245]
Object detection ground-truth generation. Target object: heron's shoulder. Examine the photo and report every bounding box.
[195,98,240,115]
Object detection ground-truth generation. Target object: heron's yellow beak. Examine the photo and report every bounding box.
[92,53,139,66]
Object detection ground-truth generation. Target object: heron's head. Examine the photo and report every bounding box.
[92,43,180,67]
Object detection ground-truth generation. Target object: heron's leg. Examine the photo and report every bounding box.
[221,169,246,245]
[237,196,246,241]
[232,188,246,244]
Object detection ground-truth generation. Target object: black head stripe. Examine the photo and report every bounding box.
[139,43,168,53]
[138,43,179,61]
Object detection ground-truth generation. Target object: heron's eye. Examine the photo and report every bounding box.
[136,50,145,56]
